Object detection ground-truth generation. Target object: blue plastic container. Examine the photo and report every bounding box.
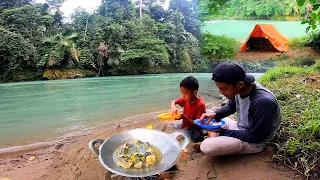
[194,119,225,130]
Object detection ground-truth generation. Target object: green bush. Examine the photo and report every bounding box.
[291,57,316,67]
[309,30,320,50]
[0,28,39,80]
[259,66,314,83]
[12,70,43,82]
[289,36,311,49]
[238,60,276,73]
[200,32,240,59]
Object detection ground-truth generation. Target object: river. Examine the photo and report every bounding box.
[0,72,264,149]
[0,73,216,148]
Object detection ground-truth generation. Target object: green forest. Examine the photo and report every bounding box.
[200,0,309,20]
[0,0,207,82]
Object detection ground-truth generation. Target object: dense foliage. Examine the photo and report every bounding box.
[200,33,240,59]
[0,28,39,79]
[0,0,206,82]
[297,0,320,32]
[200,0,307,20]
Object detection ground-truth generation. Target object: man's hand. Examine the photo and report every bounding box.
[199,112,216,125]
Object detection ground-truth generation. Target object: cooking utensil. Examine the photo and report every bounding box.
[89,128,190,177]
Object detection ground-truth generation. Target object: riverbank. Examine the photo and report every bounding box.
[235,47,320,62]
[0,68,97,83]
[0,103,302,180]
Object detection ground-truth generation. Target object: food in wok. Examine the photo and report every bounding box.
[114,140,162,169]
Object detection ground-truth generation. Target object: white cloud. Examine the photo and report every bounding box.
[60,0,101,17]
[35,0,101,18]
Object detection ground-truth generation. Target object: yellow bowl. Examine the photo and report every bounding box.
[158,113,181,121]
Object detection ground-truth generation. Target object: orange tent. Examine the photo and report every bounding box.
[240,24,289,52]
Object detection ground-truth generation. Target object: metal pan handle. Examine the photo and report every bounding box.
[88,139,104,156]
[169,132,190,151]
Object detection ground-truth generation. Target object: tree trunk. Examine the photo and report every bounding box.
[84,17,88,41]
[97,56,105,77]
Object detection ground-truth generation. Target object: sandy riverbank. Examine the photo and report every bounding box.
[0,103,302,180]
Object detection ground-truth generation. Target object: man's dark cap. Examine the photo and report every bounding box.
[211,62,255,84]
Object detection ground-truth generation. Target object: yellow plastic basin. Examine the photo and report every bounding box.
[158,113,181,121]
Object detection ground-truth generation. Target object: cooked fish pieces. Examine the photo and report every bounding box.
[115,140,161,169]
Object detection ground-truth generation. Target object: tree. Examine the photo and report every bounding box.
[169,0,201,38]
[39,33,80,68]
[0,0,33,13]
[148,5,167,22]
[133,0,167,21]
[0,28,39,80]
[139,14,158,38]
[97,42,108,76]
[71,8,92,41]
[98,0,135,21]
[120,39,169,74]
[0,4,57,43]
[45,0,65,11]
[164,10,200,71]
[200,0,229,14]
[297,0,320,32]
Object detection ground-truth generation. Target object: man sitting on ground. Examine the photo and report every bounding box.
[198,62,282,156]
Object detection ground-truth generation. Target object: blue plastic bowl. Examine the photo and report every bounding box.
[194,119,225,130]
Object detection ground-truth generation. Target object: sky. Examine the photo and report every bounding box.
[36,0,170,19]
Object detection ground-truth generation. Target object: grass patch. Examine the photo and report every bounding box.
[289,36,311,50]
[259,66,315,83]
[259,65,320,178]
[291,57,316,67]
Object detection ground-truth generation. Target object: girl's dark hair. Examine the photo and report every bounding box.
[180,76,199,91]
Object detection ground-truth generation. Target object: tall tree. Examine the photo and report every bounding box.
[0,4,55,43]
[98,0,135,21]
[168,0,200,38]
[0,28,39,80]
[45,0,65,11]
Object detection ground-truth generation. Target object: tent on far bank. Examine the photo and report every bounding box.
[240,24,289,52]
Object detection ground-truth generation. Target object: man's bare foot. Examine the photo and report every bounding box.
[208,131,218,138]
